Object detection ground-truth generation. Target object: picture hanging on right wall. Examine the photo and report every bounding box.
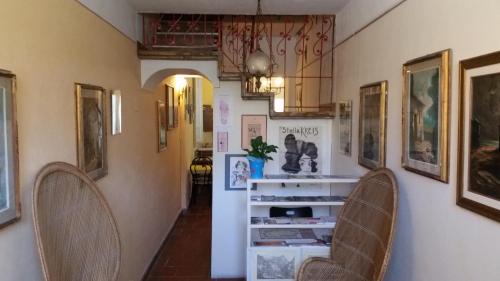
[358,81,387,170]
[402,49,451,182]
[457,50,500,222]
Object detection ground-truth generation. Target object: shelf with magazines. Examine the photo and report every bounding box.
[245,174,358,281]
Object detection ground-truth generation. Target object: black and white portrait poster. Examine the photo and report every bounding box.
[279,126,325,175]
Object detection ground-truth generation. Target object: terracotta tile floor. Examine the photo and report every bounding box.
[145,188,245,281]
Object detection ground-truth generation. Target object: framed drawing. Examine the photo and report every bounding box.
[75,83,107,181]
[217,131,228,152]
[157,100,167,152]
[358,81,388,169]
[0,70,20,229]
[457,50,500,222]
[241,115,267,150]
[338,100,352,156]
[166,85,175,129]
[250,248,300,281]
[402,50,450,182]
[110,90,122,135]
[225,154,250,190]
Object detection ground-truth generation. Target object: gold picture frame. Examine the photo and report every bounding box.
[457,50,500,222]
[358,81,388,169]
[402,49,451,182]
[157,100,167,152]
[0,70,20,229]
[75,83,108,181]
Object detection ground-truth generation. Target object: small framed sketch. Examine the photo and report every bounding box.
[250,248,300,281]
[166,85,175,129]
[358,81,388,169]
[217,131,228,152]
[338,100,352,156]
[241,115,267,150]
[225,154,250,190]
[0,70,20,229]
[402,49,450,182]
[75,83,108,181]
[110,90,122,135]
[157,100,167,152]
[457,50,500,222]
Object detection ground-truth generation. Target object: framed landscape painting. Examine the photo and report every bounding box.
[457,50,500,222]
[402,49,450,182]
[0,70,20,229]
[75,83,107,181]
[241,115,267,150]
[157,100,167,152]
[358,81,387,169]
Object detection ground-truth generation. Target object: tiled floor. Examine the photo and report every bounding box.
[145,188,244,281]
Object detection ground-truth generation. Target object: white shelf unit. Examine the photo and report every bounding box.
[246,175,358,281]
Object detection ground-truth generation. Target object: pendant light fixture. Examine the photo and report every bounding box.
[246,0,271,91]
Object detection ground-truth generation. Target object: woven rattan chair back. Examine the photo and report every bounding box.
[333,168,398,281]
[33,162,120,281]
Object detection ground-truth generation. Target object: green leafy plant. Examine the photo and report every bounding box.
[243,136,278,162]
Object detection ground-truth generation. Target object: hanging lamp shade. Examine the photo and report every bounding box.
[247,47,271,76]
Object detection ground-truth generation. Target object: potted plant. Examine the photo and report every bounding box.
[244,136,278,179]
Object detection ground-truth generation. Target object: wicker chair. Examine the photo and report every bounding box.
[33,162,120,281]
[297,168,398,281]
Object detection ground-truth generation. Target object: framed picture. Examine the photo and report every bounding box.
[402,50,450,182]
[166,85,175,129]
[217,131,228,152]
[157,100,167,152]
[279,126,325,175]
[241,115,267,150]
[0,70,20,229]
[75,83,107,181]
[338,100,352,156]
[358,81,388,169]
[174,88,179,128]
[110,90,122,135]
[457,50,500,222]
[250,248,300,281]
[225,154,250,190]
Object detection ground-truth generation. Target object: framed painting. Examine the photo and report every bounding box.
[402,49,450,182]
[157,100,167,152]
[166,85,174,129]
[110,90,122,135]
[75,83,107,181]
[279,125,325,175]
[250,248,300,281]
[0,70,20,229]
[457,50,500,222]
[338,100,352,156]
[225,154,250,190]
[358,81,388,169]
[241,115,267,150]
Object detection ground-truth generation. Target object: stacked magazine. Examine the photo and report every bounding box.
[250,195,347,202]
[251,216,336,225]
[251,228,333,247]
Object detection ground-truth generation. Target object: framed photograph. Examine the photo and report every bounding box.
[110,90,122,135]
[402,50,450,182]
[338,100,352,156]
[75,83,107,181]
[217,131,228,152]
[157,100,167,152]
[457,50,500,222]
[0,70,20,229]
[279,126,325,175]
[250,248,300,281]
[241,115,267,150]
[225,154,250,190]
[358,81,388,169]
[166,85,175,129]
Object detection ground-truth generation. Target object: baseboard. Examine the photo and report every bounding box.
[140,208,184,281]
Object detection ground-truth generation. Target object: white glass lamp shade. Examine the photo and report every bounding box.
[246,48,271,76]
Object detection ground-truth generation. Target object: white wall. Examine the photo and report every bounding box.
[210,81,334,277]
[77,0,138,41]
[333,0,500,280]
[335,0,404,44]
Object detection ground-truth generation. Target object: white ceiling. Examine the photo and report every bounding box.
[126,0,350,15]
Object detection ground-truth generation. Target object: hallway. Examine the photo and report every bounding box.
[145,189,243,281]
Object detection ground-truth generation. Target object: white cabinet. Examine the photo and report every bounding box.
[246,175,358,281]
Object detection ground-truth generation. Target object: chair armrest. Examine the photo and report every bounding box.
[297,257,345,281]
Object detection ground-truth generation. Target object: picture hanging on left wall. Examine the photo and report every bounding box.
[110,90,122,135]
[0,70,20,229]
[157,100,167,152]
[75,83,108,181]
